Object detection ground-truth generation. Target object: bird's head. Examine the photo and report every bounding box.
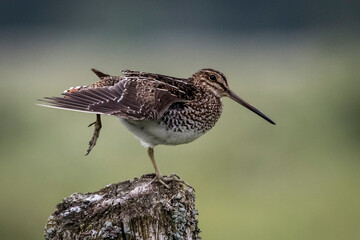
[193,68,275,125]
[192,68,229,97]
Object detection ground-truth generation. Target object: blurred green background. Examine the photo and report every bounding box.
[1,1,360,239]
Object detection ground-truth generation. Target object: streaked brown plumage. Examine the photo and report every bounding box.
[39,68,275,188]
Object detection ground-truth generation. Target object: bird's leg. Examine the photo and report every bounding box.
[86,114,102,156]
[148,147,169,188]
[147,147,192,189]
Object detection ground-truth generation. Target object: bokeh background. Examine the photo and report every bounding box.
[1,1,359,239]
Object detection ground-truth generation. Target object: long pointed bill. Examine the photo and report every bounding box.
[227,89,276,125]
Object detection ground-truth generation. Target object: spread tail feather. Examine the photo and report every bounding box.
[91,68,110,79]
[36,102,102,114]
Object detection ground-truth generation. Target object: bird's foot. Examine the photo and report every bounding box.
[86,114,102,156]
[151,173,192,189]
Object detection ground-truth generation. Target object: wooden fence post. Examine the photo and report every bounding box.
[44,174,201,240]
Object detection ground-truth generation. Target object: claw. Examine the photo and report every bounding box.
[151,174,170,189]
[168,173,181,180]
[88,121,96,127]
[147,147,193,189]
[152,173,192,189]
[86,114,102,156]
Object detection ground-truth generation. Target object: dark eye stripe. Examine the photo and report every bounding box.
[218,82,227,91]
[207,80,227,91]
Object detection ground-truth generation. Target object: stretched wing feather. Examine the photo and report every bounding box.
[39,79,186,121]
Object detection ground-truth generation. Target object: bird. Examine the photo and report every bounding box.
[38,68,275,188]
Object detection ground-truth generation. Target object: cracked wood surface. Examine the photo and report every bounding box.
[44,174,200,240]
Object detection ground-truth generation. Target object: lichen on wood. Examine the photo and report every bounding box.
[44,174,201,240]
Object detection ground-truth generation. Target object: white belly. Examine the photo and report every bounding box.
[120,119,205,148]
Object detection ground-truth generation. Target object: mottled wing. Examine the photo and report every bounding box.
[39,79,186,120]
[122,70,196,100]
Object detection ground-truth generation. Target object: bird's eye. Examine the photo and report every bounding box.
[209,75,217,81]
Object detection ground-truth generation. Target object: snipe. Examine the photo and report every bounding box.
[39,68,275,188]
